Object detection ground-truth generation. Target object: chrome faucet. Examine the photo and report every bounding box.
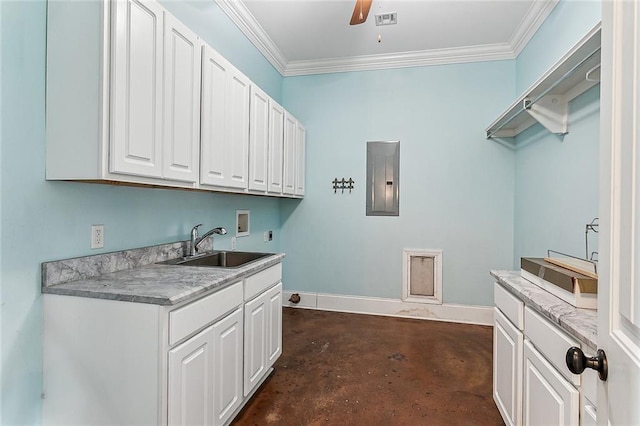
[189,224,227,256]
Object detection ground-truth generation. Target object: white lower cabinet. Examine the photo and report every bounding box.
[168,306,243,426]
[523,340,579,425]
[43,264,284,426]
[244,281,283,396]
[493,308,523,426]
[168,324,217,426]
[493,282,596,426]
[212,307,244,424]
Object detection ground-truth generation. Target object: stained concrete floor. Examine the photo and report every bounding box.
[233,308,505,425]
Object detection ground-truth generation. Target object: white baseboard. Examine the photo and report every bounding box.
[282,290,494,326]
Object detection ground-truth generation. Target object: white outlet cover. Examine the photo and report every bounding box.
[91,225,104,249]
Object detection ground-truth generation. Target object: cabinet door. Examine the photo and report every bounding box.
[523,340,579,426]
[168,325,215,426]
[226,69,251,189]
[201,44,250,190]
[493,308,523,426]
[201,45,228,187]
[110,0,163,178]
[283,112,297,195]
[295,122,306,196]
[244,291,268,396]
[212,307,243,425]
[268,101,285,194]
[249,85,269,192]
[162,13,200,183]
[266,282,283,367]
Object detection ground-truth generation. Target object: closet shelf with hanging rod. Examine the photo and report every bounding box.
[485,24,601,143]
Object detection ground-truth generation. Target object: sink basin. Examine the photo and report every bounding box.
[158,251,272,268]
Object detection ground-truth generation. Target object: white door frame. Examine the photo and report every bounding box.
[597,1,640,424]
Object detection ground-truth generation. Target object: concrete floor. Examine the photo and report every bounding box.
[233,308,504,425]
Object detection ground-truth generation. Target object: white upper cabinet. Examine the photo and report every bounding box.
[249,85,270,192]
[283,112,305,197]
[46,0,304,197]
[283,112,297,196]
[295,121,306,197]
[110,0,164,178]
[46,0,202,188]
[201,44,250,190]
[162,13,201,183]
[268,101,285,194]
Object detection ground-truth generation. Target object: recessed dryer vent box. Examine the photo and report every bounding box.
[236,210,250,237]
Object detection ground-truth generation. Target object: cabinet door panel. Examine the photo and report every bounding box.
[267,283,283,367]
[244,293,267,396]
[523,340,578,426]
[213,308,243,425]
[493,308,522,426]
[163,13,200,182]
[249,85,269,192]
[227,71,250,189]
[283,113,297,195]
[200,46,229,186]
[168,326,214,426]
[111,0,163,178]
[268,101,285,194]
[200,45,249,190]
[295,122,306,196]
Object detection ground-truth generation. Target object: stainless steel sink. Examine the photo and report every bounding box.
[158,251,272,268]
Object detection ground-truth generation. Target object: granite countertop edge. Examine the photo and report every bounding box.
[490,270,598,350]
[42,254,286,306]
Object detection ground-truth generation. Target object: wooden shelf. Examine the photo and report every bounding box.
[486,24,601,142]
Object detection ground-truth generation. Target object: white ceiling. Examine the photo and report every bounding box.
[215,0,559,76]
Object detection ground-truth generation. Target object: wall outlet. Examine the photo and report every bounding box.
[231,237,236,251]
[263,231,269,242]
[91,225,104,249]
[268,230,273,241]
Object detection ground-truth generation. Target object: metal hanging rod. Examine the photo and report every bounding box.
[486,46,601,139]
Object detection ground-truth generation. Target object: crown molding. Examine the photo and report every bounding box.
[218,0,559,77]
[214,0,288,75]
[283,44,516,76]
[509,0,560,56]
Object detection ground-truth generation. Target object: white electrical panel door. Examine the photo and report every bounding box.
[249,85,269,192]
[268,101,285,194]
[110,0,163,178]
[162,13,201,183]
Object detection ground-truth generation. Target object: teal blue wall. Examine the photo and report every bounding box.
[0,1,282,424]
[0,0,605,422]
[512,0,602,266]
[280,62,517,305]
[513,86,600,264]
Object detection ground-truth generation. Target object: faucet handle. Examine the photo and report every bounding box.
[191,224,203,237]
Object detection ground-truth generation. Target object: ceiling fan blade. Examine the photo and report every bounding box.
[349,0,373,25]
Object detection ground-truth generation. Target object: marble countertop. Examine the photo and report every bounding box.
[41,241,285,306]
[491,270,597,350]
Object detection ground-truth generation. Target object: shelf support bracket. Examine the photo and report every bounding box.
[524,95,569,135]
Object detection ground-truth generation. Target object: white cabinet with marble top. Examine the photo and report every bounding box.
[41,244,284,426]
